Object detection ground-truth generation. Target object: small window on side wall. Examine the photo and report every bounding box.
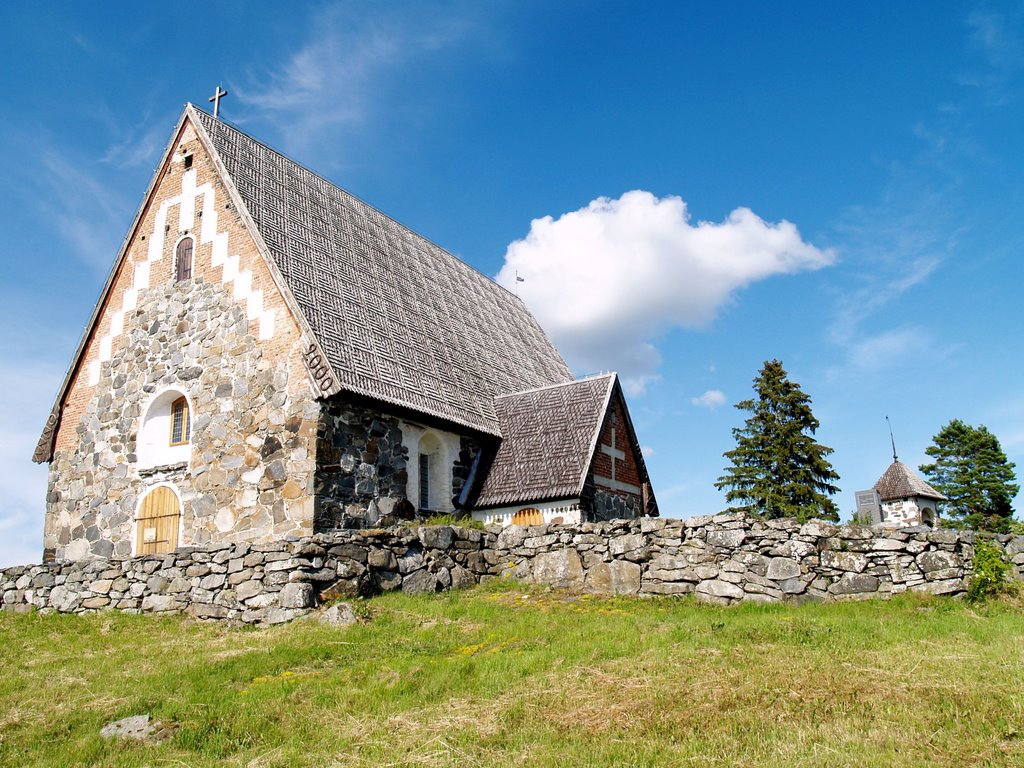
[175,237,193,282]
[170,396,190,446]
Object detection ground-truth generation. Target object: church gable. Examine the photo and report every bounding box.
[38,111,320,463]
[39,111,325,561]
[585,385,657,521]
[475,375,616,509]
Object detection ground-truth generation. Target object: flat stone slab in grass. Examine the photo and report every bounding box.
[318,602,358,627]
[100,714,177,744]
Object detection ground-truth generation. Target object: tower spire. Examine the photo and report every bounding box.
[886,415,898,461]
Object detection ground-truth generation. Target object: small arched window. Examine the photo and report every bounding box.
[169,396,190,446]
[175,237,193,282]
[138,389,192,470]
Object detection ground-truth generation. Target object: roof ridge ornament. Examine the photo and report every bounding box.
[886,415,898,462]
[209,84,228,119]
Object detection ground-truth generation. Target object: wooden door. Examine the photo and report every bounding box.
[512,508,544,526]
[136,487,180,555]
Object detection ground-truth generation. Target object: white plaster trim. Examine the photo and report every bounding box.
[88,163,277,386]
[137,387,193,470]
[472,500,582,527]
[595,476,643,495]
[399,421,460,513]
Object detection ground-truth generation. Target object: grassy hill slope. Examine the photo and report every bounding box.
[1,583,1022,767]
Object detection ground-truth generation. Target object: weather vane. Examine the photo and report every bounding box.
[209,84,228,119]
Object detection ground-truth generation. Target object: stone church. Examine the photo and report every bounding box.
[33,103,657,562]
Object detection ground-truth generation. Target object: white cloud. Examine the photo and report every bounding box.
[692,389,728,409]
[497,190,834,392]
[846,327,929,371]
[640,445,655,458]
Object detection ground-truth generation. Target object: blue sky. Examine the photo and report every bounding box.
[1,1,1022,566]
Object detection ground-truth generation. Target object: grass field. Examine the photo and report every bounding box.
[1,583,1022,767]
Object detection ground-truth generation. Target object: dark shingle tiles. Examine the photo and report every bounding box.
[193,109,572,436]
[874,460,947,501]
[475,375,616,507]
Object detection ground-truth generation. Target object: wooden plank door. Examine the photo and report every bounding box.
[512,508,544,526]
[136,487,180,555]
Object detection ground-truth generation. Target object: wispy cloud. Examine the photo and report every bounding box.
[32,149,130,270]
[498,190,833,393]
[234,2,478,162]
[845,328,932,371]
[101,119,167,170]
[692,390,728,409]
[961,6,1024,104]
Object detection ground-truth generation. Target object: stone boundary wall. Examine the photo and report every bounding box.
[0,526,497,625]
[496,514,1023,603]
[3,514,1023,622]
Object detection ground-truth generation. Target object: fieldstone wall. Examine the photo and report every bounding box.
[314,399,410,530]
[45,280,319,561]
[496,514,1024,603]
[6,514,1022,623]
[2,526,496,625]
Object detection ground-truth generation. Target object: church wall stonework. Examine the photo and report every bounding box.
[314,399,409,530]
[7,515,1022,624]
[45,279,319,560]
[591,490,643,522]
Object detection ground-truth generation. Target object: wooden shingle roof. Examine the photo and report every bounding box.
[191,107,572,436]
[475,374,617,507]
[874,460,947,502]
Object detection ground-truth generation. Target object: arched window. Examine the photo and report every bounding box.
[415,430,452,514]
[418,432,442,512]
[135,485,181,555]
[170,396,190,445]
[175,236,193,282]
[138,389,192,469]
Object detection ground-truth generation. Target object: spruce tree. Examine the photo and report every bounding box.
[919,419,1018,532]
[715,359,840,522]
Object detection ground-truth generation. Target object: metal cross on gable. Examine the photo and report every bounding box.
[209,85,228,119]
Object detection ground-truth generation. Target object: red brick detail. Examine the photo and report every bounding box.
[54,118,308,455]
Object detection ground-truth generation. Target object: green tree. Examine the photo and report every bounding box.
[715,359,840,522]
[919,419,1018,533]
